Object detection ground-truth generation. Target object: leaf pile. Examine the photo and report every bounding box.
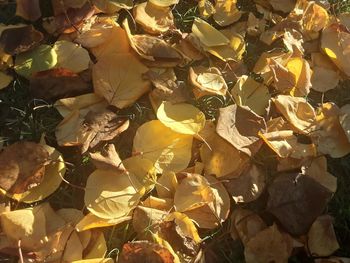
[0,0,350,262]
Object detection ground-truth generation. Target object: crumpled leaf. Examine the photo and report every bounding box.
[90,144,126,171]
[200,121,250,178]
[119,241,175,263]
[174,174,230,229]
[53,40,90,73]
[188,66,228,97]
[93,52,151,109]
[0,141,49,194]
[157,102,206,135]
[267,172,333,235]
[244,224,293,263]
[314,103,350,158]
[216,104,266,156]
[134,2,174,34]
[30,68,89,101]
[133,120,193,173]
[84,169,142,219]
[308,215,339,257]
[16,0,41,21]
[14,44,58,78]
[270,57,312,97]
[230,208,267,245]
[231,75,270,116]
[0,25,43,55]
[213,0,242,27]
[124,20,182,67]
[272,95,316,134]
[77,110,129,153]
[224,164,266,203]
[321,22,350,76]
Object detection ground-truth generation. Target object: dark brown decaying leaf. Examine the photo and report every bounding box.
[0,25,43,55]
[0,142,49,194]
[30,68,90,101]
[119,241,175,263]
[16,0,41,21]
[216,105,266,156]
[78,110,130,153]
[267,172,333,235]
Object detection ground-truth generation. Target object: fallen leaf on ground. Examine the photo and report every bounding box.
[16,0,41,21]
[213,0,242,26]
[308,215,339,257]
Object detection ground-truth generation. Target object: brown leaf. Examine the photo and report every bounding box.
[308,215,339,257]
[120,241,175,263]
[89,144,126,171]
[0,25,43,55]
[0,142,49,194]
[43,2,95,34]
[244,224,294,263]
[267,172,333,235]
[216,105,266,156]
[78,110,129,153]
[230,208,267,245]
[30,68,90,101]
[224,164,265,203]
[16,0,41,21]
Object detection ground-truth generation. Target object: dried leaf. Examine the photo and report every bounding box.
[0,71,12,90]
[267,172,332,235]
[30,68,89,101]
[244,224,293,263]
[16,0,41,21]
[0,142,48,194]
[231,75,271,116]
[120,241,175,263]
[230,208,266,245]
[134,2,174,34]
[224,164,266,203]
[216,104,266,156]
[269,0,296,13]
[340,104,350,143]
[192,18,229,47]
[188,66,228,97]
[93,53,151,109]
[90,144,126,171]
[0,25,43,55]
[308,215,339,257]
[213,0,242,26]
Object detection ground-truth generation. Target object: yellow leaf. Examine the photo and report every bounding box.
[192,18,229,47]
[133,120,193,173]
[165,212,201,243]
[76,213,131,232]
[84,231,107,259]
[231,75,270,116]
[53,40,90,73]
[213,0,242,26]
[287,57,311,97]
[84,169,142,219]
[149,0,179,7]
[134,2,174,34]
[93,53,151,109]
[156,171,178,199]
[157,102,206,135]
